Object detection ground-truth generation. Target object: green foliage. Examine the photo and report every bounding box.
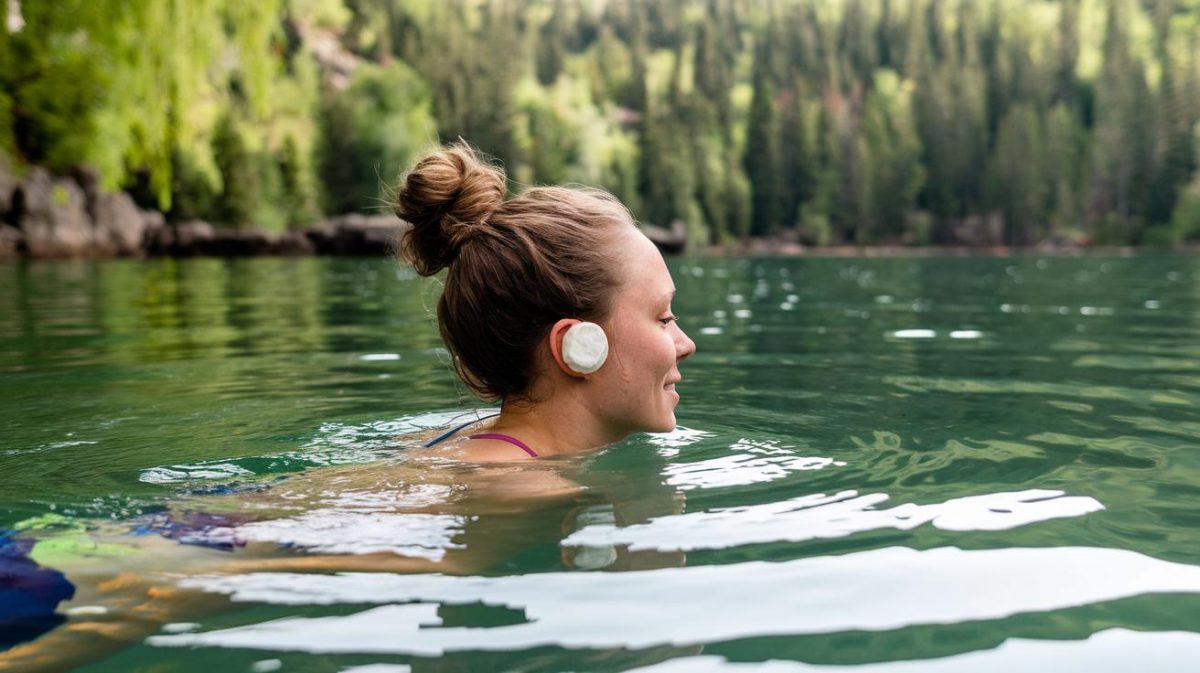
[316,61,437,215]
[0,24,14,157]
[987,104,1047,245]
[170,148,220,222]
[279,135,320,227]
[1168,180,1200,242]
[212,114,261,228]
[744,50,781,236]
[289,0,352,32]
[4,0,107,171]
[861,69,924,243]
[8,0,1200,246]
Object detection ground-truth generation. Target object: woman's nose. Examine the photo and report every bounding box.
[675,324,696,360]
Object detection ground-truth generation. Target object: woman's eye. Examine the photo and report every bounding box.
[659,315,678,326]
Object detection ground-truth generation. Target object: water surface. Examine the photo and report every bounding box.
[2,255,1199,672]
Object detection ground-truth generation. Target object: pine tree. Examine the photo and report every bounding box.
[987,104,1047,245]
[212,113,259,228]
[744,47,781,236]
[778,81,814,231]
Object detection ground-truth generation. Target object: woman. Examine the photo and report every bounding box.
[399,142,696,460]
[0,142,696,671]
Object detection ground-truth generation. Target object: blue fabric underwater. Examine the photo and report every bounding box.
[0,530,75,651]
[129,510,253,552]
[2,508,252,652]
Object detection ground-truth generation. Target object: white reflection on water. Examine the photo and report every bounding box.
[891,329,936,338]
[563,489,1102,552]
[662,438,844,491]
[645,425,712,458]
[623,628,1200,672]
[236,510,465,561]
[150,546,1200,656]
[140,462,257,484]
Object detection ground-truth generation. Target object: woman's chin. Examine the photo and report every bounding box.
[647,413,677,434]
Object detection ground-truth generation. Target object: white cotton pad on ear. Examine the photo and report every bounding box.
[562,321,608,374]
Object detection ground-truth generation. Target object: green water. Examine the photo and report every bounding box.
[2,255,1200,672]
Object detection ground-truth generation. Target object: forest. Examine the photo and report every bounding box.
[4,0,1200,249]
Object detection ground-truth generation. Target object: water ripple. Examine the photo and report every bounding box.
[663,438,845,491]
[562,489,1102,552]
[152,546,1200,656]
[623,629,1200,672]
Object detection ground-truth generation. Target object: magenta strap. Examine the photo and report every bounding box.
[467,432,539,457]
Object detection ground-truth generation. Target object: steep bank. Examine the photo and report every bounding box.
[0,158,411,260]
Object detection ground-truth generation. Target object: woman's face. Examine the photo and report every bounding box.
[591,228,696,435]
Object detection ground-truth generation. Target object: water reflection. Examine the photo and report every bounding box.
[6,255,1200,670]
[153,546,1200,656]
[625,629,1200,672]
[661,437,845,491]
[563,489,1102,552]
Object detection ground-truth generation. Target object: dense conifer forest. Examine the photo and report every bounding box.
[4,0,1200,247]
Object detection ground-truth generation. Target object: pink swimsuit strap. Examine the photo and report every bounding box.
[467,432,539,457]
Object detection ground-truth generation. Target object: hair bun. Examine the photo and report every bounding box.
[395,142,506,275]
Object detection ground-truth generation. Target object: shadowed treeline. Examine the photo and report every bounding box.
[3,0,1200,249]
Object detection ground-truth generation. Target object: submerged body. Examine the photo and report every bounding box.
[1,417,688,671]
[3,142,697,669]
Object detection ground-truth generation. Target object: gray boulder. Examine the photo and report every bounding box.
[0,225,22,259]
[144,219,215,256]
[16,168,95,257]
[642,218,687,255]
[143,221,172,255]
[72,165,102,214]
[141,209,165,246]
[313,213,409,255]
[0,153,16,219]
[277,230,316,255]
[171,220,216,256]
[93,191,146,256]
[195,228,278,256]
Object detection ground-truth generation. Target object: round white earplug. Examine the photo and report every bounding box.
[562,321,608,374]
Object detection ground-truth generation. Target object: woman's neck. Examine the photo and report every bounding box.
[490,394,625,457]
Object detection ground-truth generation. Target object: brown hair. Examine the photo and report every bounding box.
[394,142,634,401]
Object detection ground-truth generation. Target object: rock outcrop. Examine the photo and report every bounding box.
[93,191,150,256]
[0,163,696,260]
[0,225,21,259]
[307,214,409,255]
[0,153,16,219]
[145,220,214,256]
[15,168,95,257]
[144,220,318,257]
[642,218,688,255]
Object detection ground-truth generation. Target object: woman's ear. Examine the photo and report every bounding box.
[549,319,609,376]
[549,318,586,377]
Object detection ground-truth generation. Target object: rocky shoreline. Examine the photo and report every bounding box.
[0,161,417,260]
[3,161,1160,262]
[0,162,695,260]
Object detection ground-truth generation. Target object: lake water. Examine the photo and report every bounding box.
[2,255,1200,672]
